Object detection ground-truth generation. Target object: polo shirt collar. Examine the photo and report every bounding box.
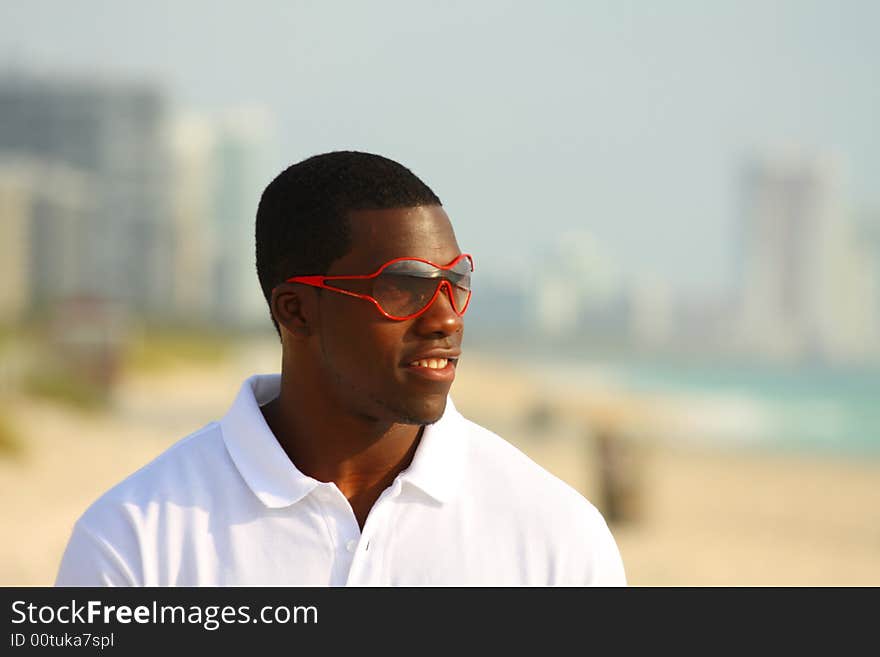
[220,374,319,508]
[220,374,467,509]
[397,397,467,504]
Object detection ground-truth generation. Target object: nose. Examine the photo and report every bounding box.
[413,281,464,337]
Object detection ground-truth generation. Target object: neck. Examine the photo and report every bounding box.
[261,370,423,505]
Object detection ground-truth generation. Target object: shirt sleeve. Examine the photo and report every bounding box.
[586,513,627,586]
[55,520,138,587]
[555,502,627,586]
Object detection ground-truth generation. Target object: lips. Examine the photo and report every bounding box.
[402,349,461,366]
[401,349,461,383]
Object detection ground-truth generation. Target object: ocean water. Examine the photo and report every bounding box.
[529,356,880,456]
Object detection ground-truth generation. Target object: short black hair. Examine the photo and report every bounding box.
[255,150,442,334]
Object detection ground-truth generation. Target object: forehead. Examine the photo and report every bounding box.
[332,205,461,273]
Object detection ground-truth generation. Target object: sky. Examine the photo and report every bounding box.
[2,0,879,295]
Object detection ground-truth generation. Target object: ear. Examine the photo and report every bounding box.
[271,283,315,340]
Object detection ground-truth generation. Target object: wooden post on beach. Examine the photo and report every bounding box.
[50,295,124,401]
[593,427,643,525]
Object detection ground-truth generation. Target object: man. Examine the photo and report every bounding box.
[56,151,626,586]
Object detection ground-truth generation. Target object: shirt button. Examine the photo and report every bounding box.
[346,539,358,553]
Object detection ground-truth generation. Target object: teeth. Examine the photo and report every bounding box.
[410,358,449,369]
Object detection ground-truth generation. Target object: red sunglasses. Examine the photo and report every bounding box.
[285,253,474,321]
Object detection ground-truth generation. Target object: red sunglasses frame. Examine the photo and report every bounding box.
[284,253,474,321]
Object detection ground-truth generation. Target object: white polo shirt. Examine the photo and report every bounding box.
[55,374,626,586]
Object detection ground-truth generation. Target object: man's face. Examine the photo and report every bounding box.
[311,205,465,425]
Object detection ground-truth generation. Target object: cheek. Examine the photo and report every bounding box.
[321,310,404,378]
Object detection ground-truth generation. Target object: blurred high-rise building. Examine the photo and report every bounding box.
[0,74,173,319]
[168,107,275,329]
[531,231,625,340]
[0,159,95,322]
[736,154,878,363]
[627,276,674,350]
[210,107,275,328]
[858,210,880,310]
[169,114,216,323]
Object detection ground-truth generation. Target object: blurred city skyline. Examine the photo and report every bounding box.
[2,1,879,291]
[2,1,880,366]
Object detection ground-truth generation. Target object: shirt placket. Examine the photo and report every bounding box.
[311,483,361,585]
[345,479,402,586]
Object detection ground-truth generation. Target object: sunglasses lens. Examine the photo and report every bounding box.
[374,257,472,318]
[373,275,437,317]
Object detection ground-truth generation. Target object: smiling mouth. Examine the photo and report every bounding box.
[403,357,459,382]
[407,357,457,369]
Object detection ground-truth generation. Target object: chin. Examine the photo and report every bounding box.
[393,395,448,426]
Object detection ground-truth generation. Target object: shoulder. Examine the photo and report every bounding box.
[56,422,231,586]
[77,421,230,529]
[458,415,595,514]
[454,413,627,585]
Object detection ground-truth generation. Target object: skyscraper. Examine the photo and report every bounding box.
[209,106,275,328]
[0,159,95,321]
[168,106,276,328]
[0,74,173,318]
[737,154,876,363]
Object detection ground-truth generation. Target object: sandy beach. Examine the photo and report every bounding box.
[2,341,878,586]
